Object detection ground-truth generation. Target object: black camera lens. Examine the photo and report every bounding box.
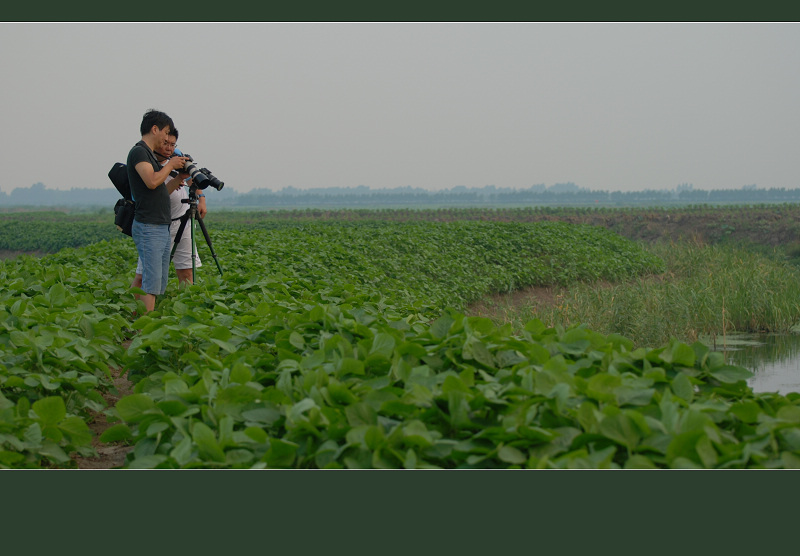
[199,168,224,191]
[170,152,224,191]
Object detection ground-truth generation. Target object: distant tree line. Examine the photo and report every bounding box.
[2,181,799,209]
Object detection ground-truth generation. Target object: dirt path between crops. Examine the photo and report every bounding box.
[74,340,135,470]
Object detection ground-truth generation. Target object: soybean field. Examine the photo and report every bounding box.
[2,210,800,468]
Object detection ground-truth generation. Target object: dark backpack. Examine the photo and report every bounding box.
[108,163,134,236]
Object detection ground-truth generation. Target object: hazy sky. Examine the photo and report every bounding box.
[1,22,798,195]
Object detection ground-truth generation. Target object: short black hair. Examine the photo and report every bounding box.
[140,109,175,136]
[169,127,179,140]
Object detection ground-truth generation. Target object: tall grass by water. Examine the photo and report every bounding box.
[472,241,800,349]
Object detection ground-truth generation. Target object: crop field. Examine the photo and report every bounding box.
[2,210,800,469]
[0,210,118,254]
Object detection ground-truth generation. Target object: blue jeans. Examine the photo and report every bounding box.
[132,220,171,295]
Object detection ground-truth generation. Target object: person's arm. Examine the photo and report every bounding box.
[135,156,188,190]
[197,192,208,218]
[165,174,189,194]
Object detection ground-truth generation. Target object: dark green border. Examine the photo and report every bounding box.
[3,469,796,548]
[4,3,799,548]
[5,1,800,22]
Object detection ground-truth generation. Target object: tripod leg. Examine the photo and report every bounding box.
[191,213,196,284]
[170,212,191,261]
[195,214,224,276]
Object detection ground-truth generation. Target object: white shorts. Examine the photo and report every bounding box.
[135,218,202,274]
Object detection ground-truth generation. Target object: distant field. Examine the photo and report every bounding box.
[3,204,800,258]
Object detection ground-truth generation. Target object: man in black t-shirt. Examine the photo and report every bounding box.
[127,109,189,313]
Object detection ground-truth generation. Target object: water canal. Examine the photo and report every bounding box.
[706,333,800,395]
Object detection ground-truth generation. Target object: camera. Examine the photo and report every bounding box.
[198,167,224,191]
[173,148,224,191]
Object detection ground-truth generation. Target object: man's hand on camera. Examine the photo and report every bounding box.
[168,156,189,172]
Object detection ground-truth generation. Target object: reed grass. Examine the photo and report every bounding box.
[472,240,800,349]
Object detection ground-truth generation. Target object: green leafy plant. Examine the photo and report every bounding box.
[3,214,799,468]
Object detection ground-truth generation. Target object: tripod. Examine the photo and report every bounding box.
[170,186,223,282]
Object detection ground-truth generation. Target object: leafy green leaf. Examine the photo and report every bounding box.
[709,365,753,384]
[115,394,156,423]
[671,372,694,402]
[58,416,93,447]
[730,401,761,424]
[345,402,377,427]
[371,333,396,358]
[192,422,226,463]
[663,342,696,367]
[32,397,66,426]
[99,424,133,443]
[599,413,641,450]
[586,373,621,403]
[263,438,297,468]
[498,445,527,465]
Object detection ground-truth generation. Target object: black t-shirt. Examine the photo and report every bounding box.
[127,140,170,225]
